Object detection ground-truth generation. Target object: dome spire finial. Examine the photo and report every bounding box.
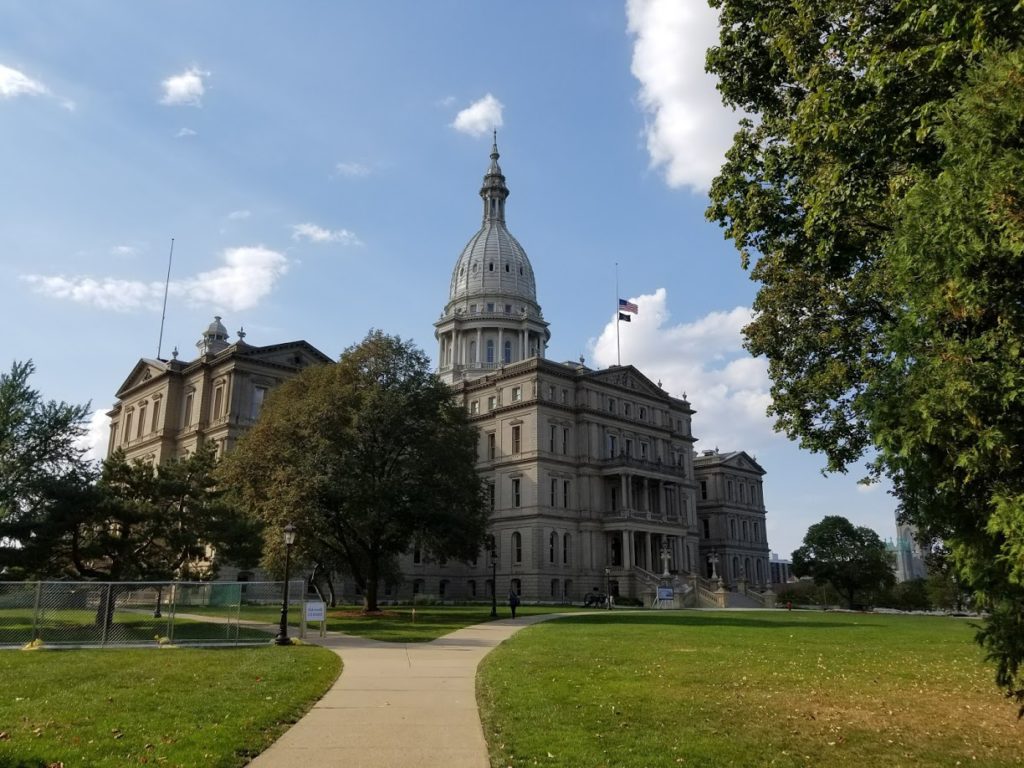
[480,133,508,223]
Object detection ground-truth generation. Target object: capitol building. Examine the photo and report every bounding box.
[106,141,773,607]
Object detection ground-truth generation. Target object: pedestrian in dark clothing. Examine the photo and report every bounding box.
[508,589,520,618]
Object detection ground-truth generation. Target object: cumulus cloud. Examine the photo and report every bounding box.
[451,93,504,137]
[111,245,139,257]
[291,222,362,246]
[626,0,747,191]
[0,64,50,98]
[176,127,197,138]
[334,161,371,178]
[77,410,111,464]
[160,67,209,107]
[590,288,775,451]
[22,246,288,313]
[226,209,251,220]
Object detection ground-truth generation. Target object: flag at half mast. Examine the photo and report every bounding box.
[618,298,638,314]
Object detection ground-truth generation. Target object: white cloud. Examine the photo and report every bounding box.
[0,63,50,99]
[436,95,457,107]
[451,93,504,137]
[22,245,288,313]
[226,209,251,220]
[176,127,197,138]
[589,288,776,451]
[334,161,371,178]
[291,222,362,246]
[111,245,139,257]
[626,0,747,191]
[160,67,209,107]
[77,410,111,464]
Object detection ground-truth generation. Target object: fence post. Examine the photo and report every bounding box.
[167,582,176,644]
[100,583,112,646]
[31,581,42,642]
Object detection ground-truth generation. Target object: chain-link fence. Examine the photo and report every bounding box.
[0,580,305,648]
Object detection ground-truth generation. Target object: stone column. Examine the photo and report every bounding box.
[622,530,632,568]
[644,531,652,571]
[476,328,482,364]
[497,328,504,364]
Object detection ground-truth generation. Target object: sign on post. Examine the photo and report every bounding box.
[657,586,674,601]
[304,601,327,638]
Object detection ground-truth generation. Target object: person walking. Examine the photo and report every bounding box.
[508,588,520,619]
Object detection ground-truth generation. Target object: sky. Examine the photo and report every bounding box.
[0,0,897,559]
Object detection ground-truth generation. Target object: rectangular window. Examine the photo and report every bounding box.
[505,304,512,314]
[549,424,557,452]
[137,405,147,438]
[183,392,194,427]
[561,388,568,404]
[488,482,496,511]
[625,438,633,457]
[562,427,569,454]
[151,400,161,432]
[608,398,616,413]
[727,480,733,501]
[123,412,133,444]
[486,302,495,312]
[487,395,496,411]
[487,432,496,460]
[563,480,570,509]
[624,403,631,417]
[470,400,480,415]
[700,480,708,500]
[252,386,267,419]
[512,478,521,508]
[213,386,224,419]
[640,442,648,460]
[702,519,710,539]
[548,385,556,400]
[511,425,521,454]
[550,478,558,507]
[511,386,522,402]
[607,434,617,458]
[470,304,477,314]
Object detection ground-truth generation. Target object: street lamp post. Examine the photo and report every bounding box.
[489,543,498,619]
[275,523,297,646]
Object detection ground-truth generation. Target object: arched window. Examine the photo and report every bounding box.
[755,560,764,584]
[551,579,559,598]
[732,556,739,580]
[562,533,571,564]
[503,340,512,364]
[742,520,749,541]
[744,557,752,580]
[549,531,557,563]
[730,519,737,539]
[513,531,523,563]
[486,340,495,363]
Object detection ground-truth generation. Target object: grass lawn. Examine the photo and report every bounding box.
[325,604,572,642]
[0,645,340,768]
[478,610,1023,768]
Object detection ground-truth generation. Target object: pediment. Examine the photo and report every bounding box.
[587,366,666,399]
[115,358,168,398]
[723,451,765,475]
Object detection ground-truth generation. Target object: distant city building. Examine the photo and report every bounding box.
[895,522,928,582]
[769,552,794,585]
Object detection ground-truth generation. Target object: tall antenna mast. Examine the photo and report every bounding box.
[157,237,174,359]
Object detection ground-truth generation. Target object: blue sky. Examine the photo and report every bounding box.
[0,1,897,558]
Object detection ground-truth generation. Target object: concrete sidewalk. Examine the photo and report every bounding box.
[247,613,564,768]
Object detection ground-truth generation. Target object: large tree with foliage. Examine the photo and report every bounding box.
[0,360,94,574]
[707,0,1024,708]
[792,516,894,608]
[10,443,259,583]
[221,330,488,612]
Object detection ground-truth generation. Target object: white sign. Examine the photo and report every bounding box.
[657,587,674,601]
[304,601,326,622]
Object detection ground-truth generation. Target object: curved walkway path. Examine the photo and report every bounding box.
[248,613,567,768]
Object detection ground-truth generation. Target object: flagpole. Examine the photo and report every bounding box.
[157,237,174,359]
[615,262,621,366]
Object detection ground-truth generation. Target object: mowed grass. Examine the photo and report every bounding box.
[0,646,340,768]
[326,604,571,642]
[478,611,1023,768]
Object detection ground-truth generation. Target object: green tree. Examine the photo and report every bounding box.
[14,444,259,584]
[0,360,94,576]
[707,0,1024,708]
[222,330,488,612]
[791,516,895,609]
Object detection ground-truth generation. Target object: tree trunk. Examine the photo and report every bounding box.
[364,557,379,612]
[94,583,118,632]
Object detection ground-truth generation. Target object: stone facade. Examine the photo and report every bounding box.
[106,318,330,465]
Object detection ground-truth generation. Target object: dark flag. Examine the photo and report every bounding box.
[618,312,631,322]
